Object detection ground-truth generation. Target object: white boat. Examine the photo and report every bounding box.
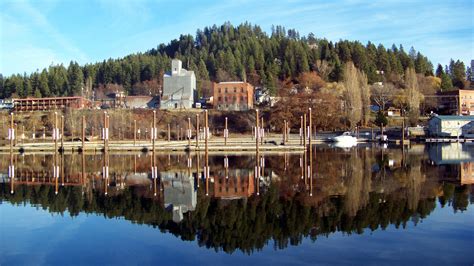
[332,132,358,145]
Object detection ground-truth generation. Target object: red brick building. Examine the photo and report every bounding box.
[212,82,254,111]
[13,96,91,111]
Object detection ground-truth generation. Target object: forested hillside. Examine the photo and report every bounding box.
[1,22,466,100]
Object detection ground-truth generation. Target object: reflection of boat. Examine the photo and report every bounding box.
[331,132,357,146]
[330,141,357,149]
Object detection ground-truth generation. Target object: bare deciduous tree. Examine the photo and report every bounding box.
[371,83,394,112]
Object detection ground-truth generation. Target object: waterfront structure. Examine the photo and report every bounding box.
[427,115,474,137]
[12,96,91,111]
[438,89,474,115]
[212,81,254,111]
[161,59,196,109]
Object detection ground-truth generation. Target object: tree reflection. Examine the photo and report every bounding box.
[1,145,473,254]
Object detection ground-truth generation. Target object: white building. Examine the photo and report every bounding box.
[428,115,474,137]
[161,59,196,109]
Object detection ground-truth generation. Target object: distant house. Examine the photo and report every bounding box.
[161,59,196,109]
[212,81,254,111]
[428,115,474,137]
[385,107,401,117]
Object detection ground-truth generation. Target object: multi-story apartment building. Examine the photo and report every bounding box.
[212,81,254,111]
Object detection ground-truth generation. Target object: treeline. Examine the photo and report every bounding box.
[0,22,449,99]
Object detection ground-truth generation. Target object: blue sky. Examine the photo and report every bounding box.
[0,0,472,76]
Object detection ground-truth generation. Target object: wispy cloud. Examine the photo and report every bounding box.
[0,0,89,74]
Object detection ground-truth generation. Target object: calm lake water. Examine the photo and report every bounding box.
[1,143,473,265]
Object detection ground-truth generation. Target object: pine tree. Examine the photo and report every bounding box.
[440,73,453,91]
[435,64,444,77]
[39,69,50,96]
[67,61,84,96]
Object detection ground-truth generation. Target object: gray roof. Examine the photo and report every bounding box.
[431,115,474,121]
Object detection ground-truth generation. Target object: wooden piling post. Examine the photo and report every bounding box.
[256,109,259,152]
[152,110,156,152]
[188,117,191,147]
[308,108,312,145]
[260,117,264,145]
[54,112,58,151]
[224,117,228,146]
[167,124,170,142]
[82,116,85,150]
[134,120,137,146]
[9,113,14,151]
[300,116,303,145]
[303,114,307,148]
[61,115,64,150]
[205,110,209,152]
[196,114,199,148]
[283,119,286,144]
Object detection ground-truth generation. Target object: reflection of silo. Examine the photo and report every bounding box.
[162,171,197,223]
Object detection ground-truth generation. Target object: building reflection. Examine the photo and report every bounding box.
[162,170,197,222]
[428,143,474,184]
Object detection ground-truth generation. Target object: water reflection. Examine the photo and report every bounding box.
[1,144,473,254]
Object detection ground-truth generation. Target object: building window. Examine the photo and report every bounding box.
[218,88,221,93]
[224,97,227,102]
[240,96,244,101]
[241,88,244,93]
[234,87,237,93]
[225,87,228,93]
[218,97,222,101]
[233,96,236,101]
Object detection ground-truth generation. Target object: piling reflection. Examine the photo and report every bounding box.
[1,144,473,254]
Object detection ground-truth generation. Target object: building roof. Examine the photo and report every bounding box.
[217,81,245,84]
[13,96,87,101]
[124,96,158,108]
[431,115,474,121]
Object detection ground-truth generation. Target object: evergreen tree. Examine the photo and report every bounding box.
[440,72,453,91]
[67,61,84,96]
[435,64,444,78]
[39,69,50,97]
[448,59,466,89]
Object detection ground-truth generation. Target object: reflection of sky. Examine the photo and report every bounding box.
[1,201,473,265]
